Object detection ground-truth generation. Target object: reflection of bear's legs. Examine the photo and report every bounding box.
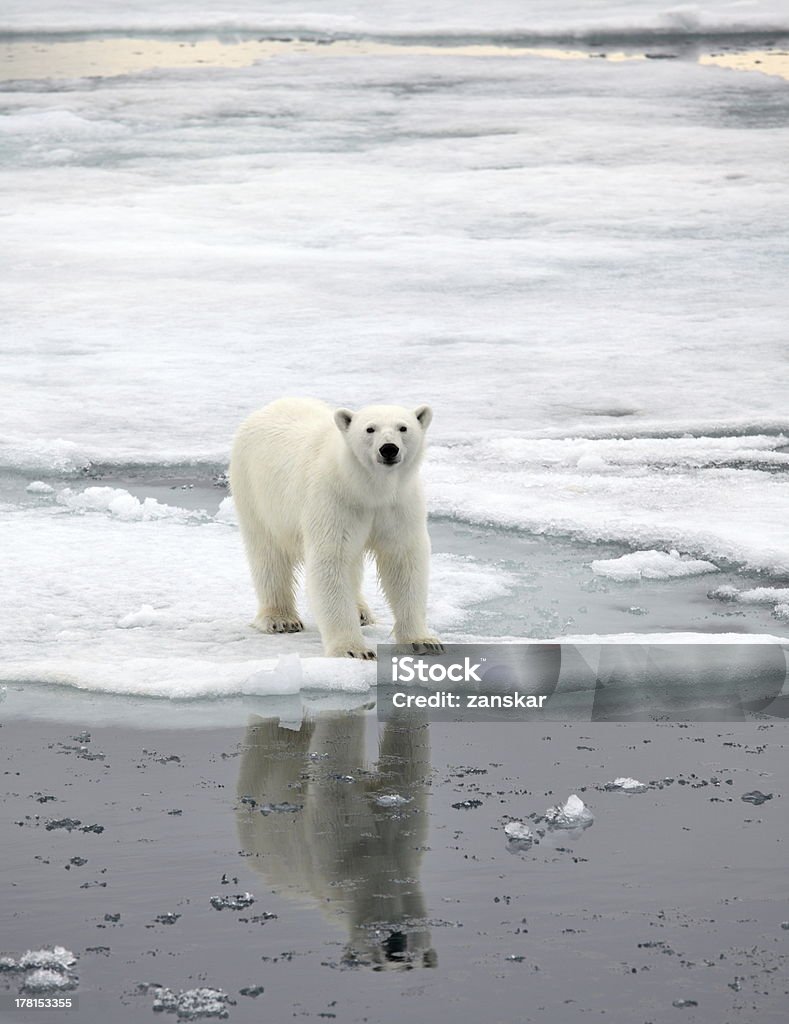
[239,521,303,634]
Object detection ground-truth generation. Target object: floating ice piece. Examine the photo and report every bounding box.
[244,655,303,696]
[26,481,54,494]
[56,486,199,523]
[259,802,302,815]
[209,893,255,911]
[18,947,77,971]
[773,604,789,622]
[374,794,412,807]
[545,794,594,829]
[151,986,232,1019]
[504,820,534,842]
[215,496,236,524]
[591,549,718,582]
[22,968,77,993]
[710,585,789,604]
[605,777,649,793]
[741,790,772,806]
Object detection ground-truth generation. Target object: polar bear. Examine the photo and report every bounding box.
[229,398,443,659]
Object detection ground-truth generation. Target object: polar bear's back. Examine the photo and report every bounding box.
[229,397,335,549]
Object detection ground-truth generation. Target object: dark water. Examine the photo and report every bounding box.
[1,711,787,1023]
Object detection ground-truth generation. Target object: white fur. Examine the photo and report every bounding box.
[229,397,441,659]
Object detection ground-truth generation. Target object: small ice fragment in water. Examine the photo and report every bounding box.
[22,968,77,992]
[258,801,302,815]
[708,585,739,602]
[45,818,82,831]
[154,913,181,925]
[504,821,534,842]
[151,985,232,1019]
[545,794,594,828]
[239,985,265,997]
[451,799,483,810]
[19,947,77,972]
[0,956,19,971]
[672,998,698,1008]
[781,922,789,930]
[210,893,255,911]
[26,481,54,494]
[374,794,412,807]
[604,777,648,793]
[741,790,772,805]
[591,549,718,581]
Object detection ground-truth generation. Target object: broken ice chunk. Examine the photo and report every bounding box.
[504,821,534,842]
[374,794,412,807]
[22,968,77,993]
[604,777,648,793]
[545,794,594,829]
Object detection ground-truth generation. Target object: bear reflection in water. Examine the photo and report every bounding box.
[236,709,437,969]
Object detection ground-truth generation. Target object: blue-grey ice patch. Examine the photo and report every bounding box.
[544,794,594,829]
[26,481,54,494]
[604,777,649,794]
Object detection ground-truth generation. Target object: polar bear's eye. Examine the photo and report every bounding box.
[399,426,407,433]
[366,426,375,434]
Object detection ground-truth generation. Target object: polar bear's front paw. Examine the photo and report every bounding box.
[327,642,377,660]
[253,614,304,634]
[408,637,444,656]
[347,648,377,660]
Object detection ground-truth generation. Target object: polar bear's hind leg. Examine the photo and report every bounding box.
[244,526,303,634]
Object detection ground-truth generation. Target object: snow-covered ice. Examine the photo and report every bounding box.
[0,495,514,697]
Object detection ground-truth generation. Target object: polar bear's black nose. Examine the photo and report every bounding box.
[379,443,400,462]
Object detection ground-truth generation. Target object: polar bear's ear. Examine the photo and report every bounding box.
[334,408,354,432]
[414,405,433,430]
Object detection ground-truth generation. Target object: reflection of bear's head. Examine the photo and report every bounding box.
[333,404,432,475]
[236,710,437,970]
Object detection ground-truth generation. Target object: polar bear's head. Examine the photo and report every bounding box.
[334,404,432,473]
